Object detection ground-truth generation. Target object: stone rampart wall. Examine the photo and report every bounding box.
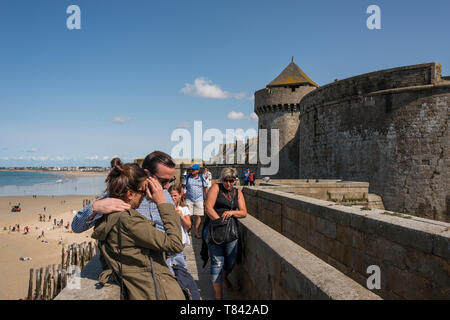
[297,63,450,221]
[243,187,450,299]
[230,215,381,300]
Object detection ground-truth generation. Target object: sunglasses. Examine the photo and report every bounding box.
[224,178,236,183]
[153,175,177,186]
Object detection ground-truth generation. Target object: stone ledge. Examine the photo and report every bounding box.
[243,187,450,259]
[236,215,381,300]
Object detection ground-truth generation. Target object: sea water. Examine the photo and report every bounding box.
[0,171,106,196]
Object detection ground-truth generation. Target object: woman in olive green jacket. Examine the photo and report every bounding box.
[91,163,185,300]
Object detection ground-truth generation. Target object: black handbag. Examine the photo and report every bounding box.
[208,216,239,245]
[207,188,239,245]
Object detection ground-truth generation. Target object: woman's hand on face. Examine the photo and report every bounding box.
[145,177,165,205]
[221,211,234,221]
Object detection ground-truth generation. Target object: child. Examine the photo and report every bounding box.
[167,184,192,272]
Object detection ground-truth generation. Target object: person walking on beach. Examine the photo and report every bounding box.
[72,151,184,275]
[181,164,208,239]
[92,162,185,300]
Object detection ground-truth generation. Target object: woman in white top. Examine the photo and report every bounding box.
[166,184,192,271]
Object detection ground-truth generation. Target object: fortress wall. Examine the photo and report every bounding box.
[255,86,316,178]
[231,214,381,300]
[299,63,442,110]
[242,187,450,300]
[297,63,450,221]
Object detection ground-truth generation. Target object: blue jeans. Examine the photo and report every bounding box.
[166,251,187,275]
[204,227,238,283]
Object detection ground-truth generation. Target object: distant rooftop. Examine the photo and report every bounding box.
[268,58,318,88]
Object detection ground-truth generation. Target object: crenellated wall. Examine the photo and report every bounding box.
[297,63,450,222]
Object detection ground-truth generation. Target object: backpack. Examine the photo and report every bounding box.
[172,265,201,300]
[185,174,206,187]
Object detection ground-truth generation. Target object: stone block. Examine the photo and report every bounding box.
[315,216,337,239]
[432,231,450,260]
[351,228,365,251]
[336,224,353,246]
[385,265,441,300]
[405,247,450,288]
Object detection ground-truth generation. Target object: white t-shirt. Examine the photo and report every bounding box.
[177,205,192,246]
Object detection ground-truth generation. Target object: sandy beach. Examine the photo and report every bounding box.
[0,195,99,300]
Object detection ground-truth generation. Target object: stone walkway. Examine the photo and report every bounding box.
[185,232,241,300]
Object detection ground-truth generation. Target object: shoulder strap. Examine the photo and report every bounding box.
[116,217,126,300]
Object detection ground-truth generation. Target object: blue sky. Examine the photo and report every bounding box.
[0,0,449,167]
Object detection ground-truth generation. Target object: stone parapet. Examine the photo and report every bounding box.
[231,214,381,300]
[243,187,450,299]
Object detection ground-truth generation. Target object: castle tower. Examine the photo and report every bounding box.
[254,58,318,178]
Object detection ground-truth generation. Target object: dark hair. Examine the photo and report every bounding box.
[105,163,147,199]
[110,157,123,168]
[141,151,175,174]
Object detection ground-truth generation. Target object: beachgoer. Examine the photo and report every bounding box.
[71,152,183,276]
[166,184,192,272]
[91,162,185,300]
[203,167,247,300]
[181,164,208,239]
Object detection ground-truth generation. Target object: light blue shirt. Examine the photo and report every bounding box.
[182,174,208,202]
[71,190,174,233]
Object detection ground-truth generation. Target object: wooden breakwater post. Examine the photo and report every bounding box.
[27,269,34,300]
[34,267,43,300]
[25,241,99,299]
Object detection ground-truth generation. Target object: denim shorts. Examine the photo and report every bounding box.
[165,251,187,275]
[204,227,238,283]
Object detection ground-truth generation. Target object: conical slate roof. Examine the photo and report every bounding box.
[268,59,318,88]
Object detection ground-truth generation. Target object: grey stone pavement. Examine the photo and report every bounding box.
[185,230,241,300]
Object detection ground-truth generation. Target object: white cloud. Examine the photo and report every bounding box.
[86,155,99,161]
[249,112,258,121]
[227,111,246,120]
[27,147,39,153]
[112,117,132,124]
[102,156,110,161]
[227,111,259,121]
[181,77,246,99]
